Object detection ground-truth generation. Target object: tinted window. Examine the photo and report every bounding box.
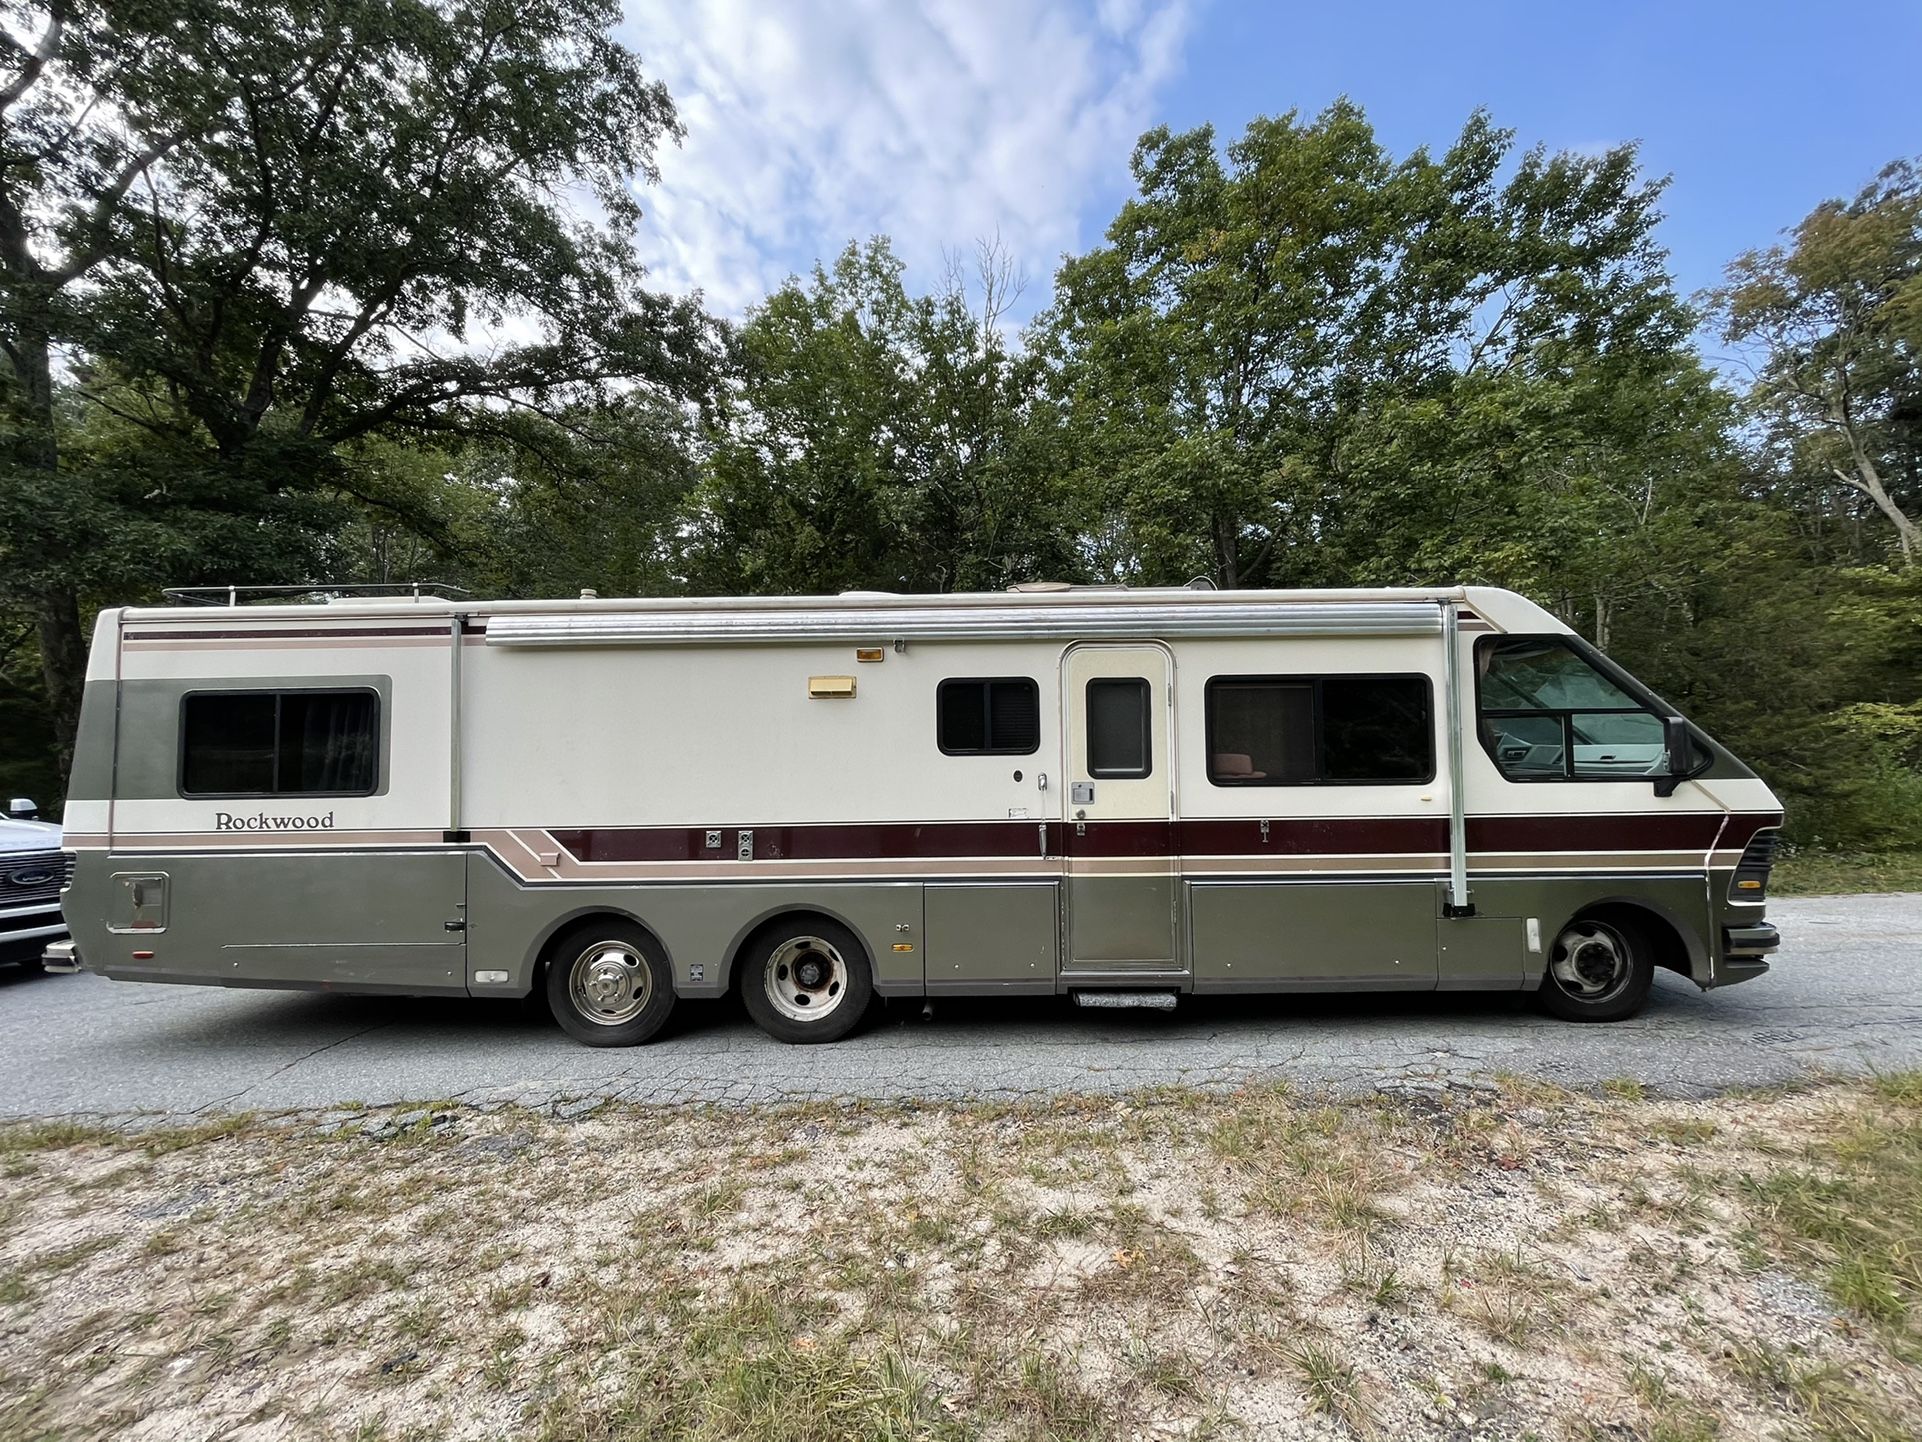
[1477,637,1668,781]
[182,690,379,795]
[1207,675,1432,785]
[1321,678,1432,781]
[937,678,1039,755]
[1087,677,1151,778]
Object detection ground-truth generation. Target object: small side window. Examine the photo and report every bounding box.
[1087,677,1151,778]
[937,678,1039,755]
[181,689,379,796]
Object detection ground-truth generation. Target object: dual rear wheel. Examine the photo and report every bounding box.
[544,915,874,1047]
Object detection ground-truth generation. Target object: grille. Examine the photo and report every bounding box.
[0,849,67,906]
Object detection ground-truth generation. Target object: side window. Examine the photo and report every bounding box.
[181,690,379,796]
[937,678,1039,755]
[1476,638,1667,781]
[1207,675,1432,785]
[1087,677,1151,778]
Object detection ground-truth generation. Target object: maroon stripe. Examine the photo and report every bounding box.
[1180,818,1447,855]
[552,821,1051,863]
[1468,813,1740,852]
[550,813,1778,864]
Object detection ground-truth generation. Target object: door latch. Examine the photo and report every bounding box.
[444,919,466,932]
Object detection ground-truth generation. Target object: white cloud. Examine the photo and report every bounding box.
[619,0,1193,318]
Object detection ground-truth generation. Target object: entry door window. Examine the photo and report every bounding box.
[1087,677,1151,778]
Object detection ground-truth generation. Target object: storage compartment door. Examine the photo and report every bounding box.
[923,883,1057,991]
[1190,880,1438,989]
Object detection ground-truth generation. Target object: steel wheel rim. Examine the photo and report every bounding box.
[1549,920,1632,1003]
[568,941,652,1026]
[764,936,848,1024]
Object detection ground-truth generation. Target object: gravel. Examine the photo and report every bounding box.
[3,893,1917,1120]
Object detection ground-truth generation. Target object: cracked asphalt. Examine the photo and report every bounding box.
[3,894,1917,1119]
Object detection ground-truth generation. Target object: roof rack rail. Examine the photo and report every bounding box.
[161,582,473,607]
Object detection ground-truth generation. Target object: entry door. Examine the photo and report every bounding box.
[1061,644,1180,972]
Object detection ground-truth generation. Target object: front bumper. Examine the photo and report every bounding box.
[39,939,80,973]
[1710,920,1779,988]
[1724,922,1780,956]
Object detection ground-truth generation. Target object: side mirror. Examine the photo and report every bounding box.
[1653,719,1690,798]
[6,797,38,820]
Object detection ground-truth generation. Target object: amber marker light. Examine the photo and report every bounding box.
[855,648,885,662]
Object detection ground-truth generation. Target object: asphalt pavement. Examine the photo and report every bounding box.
[3,894,1917,1119]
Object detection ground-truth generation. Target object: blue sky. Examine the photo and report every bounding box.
[621,0,1921,334]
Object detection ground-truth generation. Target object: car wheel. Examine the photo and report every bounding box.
[739,918,873,1045]
[1536,914,1654,1023]
[544,921,676,1047]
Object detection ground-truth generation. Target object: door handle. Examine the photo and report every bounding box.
[443,919,466,932]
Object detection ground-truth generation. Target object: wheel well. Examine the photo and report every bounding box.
[1566,901,1691,977]
[724,908,870,993]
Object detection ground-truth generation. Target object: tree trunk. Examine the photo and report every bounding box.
[1213,514,1240,589]
[33,586,87,776]
[4,303,87,776]
[1836,425,1920,567]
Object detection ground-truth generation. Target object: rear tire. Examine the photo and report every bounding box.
[739,918,873,1045]
[1536,914,1654,1023]
[544,920,676,1047]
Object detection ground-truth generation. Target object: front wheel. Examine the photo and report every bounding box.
[1536,915,1654,1023]
[739,918,873,1045]
[544,921,676,1047]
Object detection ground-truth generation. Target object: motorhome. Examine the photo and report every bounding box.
[59,583,1782,1046]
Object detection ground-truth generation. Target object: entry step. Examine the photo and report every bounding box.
[1072,991,1178,1011]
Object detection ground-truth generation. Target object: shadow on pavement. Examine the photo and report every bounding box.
[115,965,1714,1054]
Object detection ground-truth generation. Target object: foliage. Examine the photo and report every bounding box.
[0,0,723,762]
[684,237,1078,594]
[1706,160,1922,566]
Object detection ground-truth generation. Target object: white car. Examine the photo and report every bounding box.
[1,800,70,971]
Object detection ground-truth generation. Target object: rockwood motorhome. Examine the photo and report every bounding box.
[60,584,1782,1046]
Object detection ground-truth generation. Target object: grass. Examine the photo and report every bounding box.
[1278,1336,1374,1434]
[1742,1072,1922,1357]
[1772,848,1922,896]
[6,1084,1922,1440]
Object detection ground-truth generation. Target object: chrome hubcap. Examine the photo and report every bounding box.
[1550,921,1631,1001]
[569,941,651,1025]
[765,936,847,1024]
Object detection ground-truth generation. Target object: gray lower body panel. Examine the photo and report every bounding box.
[64,845,1747,1004]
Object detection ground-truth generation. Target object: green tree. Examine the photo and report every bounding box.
[1,0,721,767]
[1706,159,1922,566]
[1035,102,1700,599]
[687,237,1073,594]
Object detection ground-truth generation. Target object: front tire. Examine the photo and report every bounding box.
[1536,914,1654,1023]
[544,920,676,1047]
[739,918,873,1045]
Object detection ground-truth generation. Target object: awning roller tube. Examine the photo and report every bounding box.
[486,601,1447,647]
